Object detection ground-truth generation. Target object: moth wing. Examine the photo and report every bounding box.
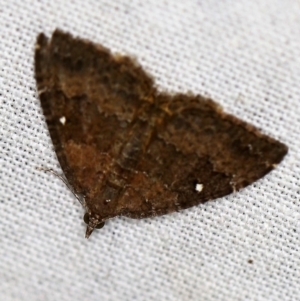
[35,30,155,196]
[121,93,287,218]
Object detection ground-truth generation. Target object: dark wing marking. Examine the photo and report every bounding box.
[156,93,288,191]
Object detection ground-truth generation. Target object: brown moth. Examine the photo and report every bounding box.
[35,30,288,238]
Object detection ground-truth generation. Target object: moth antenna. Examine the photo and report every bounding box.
[36,167,85,206]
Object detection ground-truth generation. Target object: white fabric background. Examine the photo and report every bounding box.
[0,1,299,300]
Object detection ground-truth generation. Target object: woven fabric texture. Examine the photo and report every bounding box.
[0,1,299,301]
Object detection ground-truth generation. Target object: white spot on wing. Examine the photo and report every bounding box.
[59,116,66,125]
[195,183,204,192]
[38,87,48,95]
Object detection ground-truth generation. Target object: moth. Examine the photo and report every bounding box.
[35,30,288,237]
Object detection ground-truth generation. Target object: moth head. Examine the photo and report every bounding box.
[83,212,105,238]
